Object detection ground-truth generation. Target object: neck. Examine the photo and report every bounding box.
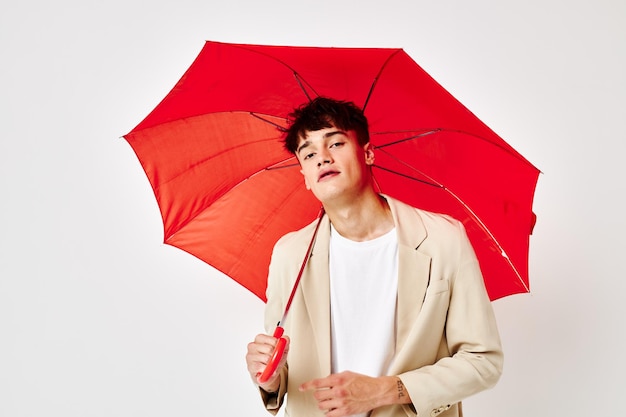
[324,193,394,242]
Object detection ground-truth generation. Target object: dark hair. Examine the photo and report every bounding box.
[283,97,370,154]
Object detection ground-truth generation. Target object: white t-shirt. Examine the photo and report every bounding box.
[329,224,399,382]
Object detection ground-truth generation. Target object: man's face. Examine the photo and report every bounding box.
[295,126,374,205]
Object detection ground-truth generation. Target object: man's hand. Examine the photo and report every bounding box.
[299,371,411,417]
[245,333,290,392]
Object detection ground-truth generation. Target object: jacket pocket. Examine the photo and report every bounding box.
[425,279,449,297]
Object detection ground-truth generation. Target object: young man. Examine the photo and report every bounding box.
[246,97,503,417]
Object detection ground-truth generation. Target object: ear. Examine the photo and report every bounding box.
[300,168,311,190]
[364,143,375,165]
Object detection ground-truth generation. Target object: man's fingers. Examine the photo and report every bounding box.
[300,376,332,392]
[246,333,280,374]
[254,333,279,347]
[246,334,290,379]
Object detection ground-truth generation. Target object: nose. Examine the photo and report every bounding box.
[316,149,332,167]
[317,158,331,167]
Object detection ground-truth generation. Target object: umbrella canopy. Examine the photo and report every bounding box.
[124,40,539,301]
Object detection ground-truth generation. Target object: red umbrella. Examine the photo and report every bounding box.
[123,40,539,302]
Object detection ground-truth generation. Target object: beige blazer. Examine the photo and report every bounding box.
[261,196,503,417]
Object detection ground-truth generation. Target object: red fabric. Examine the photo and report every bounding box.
[124,41,540,301]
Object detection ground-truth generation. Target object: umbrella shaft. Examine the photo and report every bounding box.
[280,207,325,326]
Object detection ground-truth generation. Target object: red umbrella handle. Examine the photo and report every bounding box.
[257,326,286,384]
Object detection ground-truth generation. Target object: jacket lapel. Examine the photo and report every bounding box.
[386,197,431,364]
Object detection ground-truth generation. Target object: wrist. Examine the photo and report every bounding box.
[385,376,411,406]
[258,374,281,394]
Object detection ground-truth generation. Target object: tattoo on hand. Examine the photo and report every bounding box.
[397,380,405,398]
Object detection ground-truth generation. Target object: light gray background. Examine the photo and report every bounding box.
[1,1,624,416]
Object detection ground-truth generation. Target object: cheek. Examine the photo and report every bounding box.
[300,169,312,190]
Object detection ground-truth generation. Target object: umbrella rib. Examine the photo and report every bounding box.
[160,142,295,240]
[373,129,442,147]
[156,135,284,192]
[294,72,318,102]
[374,148,530,293]
[229,43,321,102]
[251,112,288,132]
[146,111,290,196]
[266,163,300,170]
[444,186,530,293]
[374,128,537,168]
[373,165,443,189]
[363,49,404,112]
[165,156,302,245]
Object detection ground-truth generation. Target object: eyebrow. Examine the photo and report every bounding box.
[296,130,346,155]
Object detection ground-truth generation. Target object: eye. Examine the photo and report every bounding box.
[303,152,315,160]
[330,141,344,149]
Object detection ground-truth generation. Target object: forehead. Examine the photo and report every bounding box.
[296,127,354,145]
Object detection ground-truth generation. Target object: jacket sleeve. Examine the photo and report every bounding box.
[258,366,288,415]
[397,221,503,417]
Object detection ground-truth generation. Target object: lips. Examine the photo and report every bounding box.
[318,169,339,182]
